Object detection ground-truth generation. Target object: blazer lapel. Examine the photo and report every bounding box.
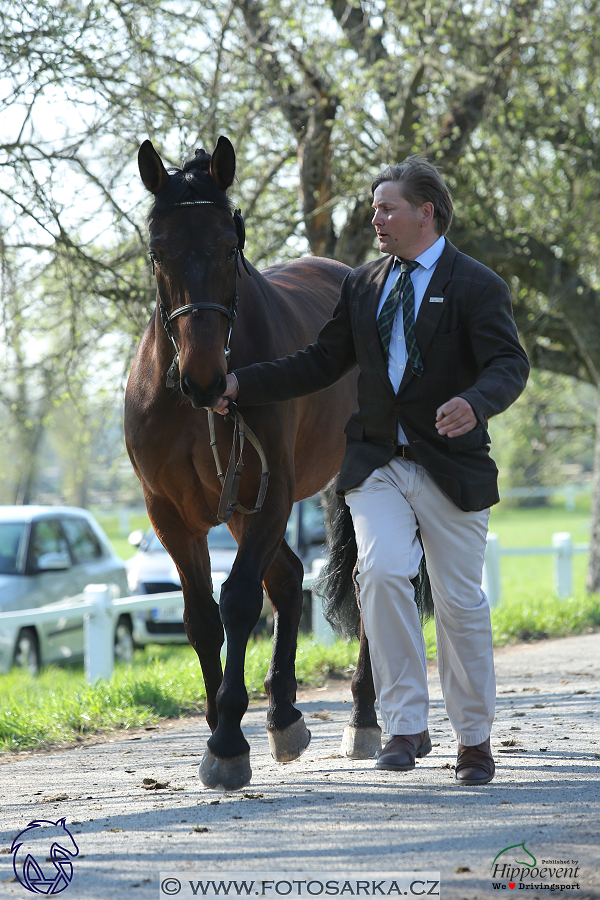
[359,255,397,393]
[398,240,458,393]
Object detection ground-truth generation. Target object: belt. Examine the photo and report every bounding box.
[395,444,418,462]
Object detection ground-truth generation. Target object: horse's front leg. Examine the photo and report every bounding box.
[146,495,224,734]
[262,539,311,762]
[199,510,287,791]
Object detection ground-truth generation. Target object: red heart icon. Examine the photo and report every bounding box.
[509,884,516,890]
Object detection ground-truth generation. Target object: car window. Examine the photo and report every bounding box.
[62,517,103,563]
[301,497,327,544]
[207,524,237,550]
[0,523,26,575]
[29,520,70,567]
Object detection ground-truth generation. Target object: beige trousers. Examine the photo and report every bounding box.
[344,456,495,746]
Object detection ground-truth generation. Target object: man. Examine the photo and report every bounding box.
[212,158,529,785]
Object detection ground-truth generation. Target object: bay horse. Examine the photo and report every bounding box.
[125,136,382,790]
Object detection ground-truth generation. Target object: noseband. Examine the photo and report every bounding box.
[152,201,251,388]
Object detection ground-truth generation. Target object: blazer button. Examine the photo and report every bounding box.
[394,404,402,411]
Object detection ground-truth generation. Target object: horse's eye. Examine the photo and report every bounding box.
[227,246,238,260]
[149,251,162,268]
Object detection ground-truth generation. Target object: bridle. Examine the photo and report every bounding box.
[149,199,268,524]
[151,201,251,389]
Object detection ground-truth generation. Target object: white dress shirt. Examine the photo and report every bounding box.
[376,234,446,443]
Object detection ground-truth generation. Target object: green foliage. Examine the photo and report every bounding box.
[491,593,600,645]
[490,369,597,499]
[2,0,600,506]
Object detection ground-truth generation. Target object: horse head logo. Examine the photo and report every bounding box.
[11,818,79,895]
[491,841,537,873]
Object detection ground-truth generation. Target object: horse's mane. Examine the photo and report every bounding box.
[148,149,233,225]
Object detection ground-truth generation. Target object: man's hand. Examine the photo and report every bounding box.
[208,373,239,415]
[435,397,477,437]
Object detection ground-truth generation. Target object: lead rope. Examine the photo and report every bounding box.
[207,402,269,523]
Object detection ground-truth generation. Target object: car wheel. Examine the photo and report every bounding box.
[114,617,134,663]
[13,629,40,675]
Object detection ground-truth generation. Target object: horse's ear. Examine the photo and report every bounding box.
[210,136,236,191]
[138,140,169,194]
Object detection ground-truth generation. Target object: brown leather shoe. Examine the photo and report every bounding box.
[455,737,495,785]
[375,730,432,771]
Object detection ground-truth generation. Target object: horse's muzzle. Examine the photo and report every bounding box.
[180,372,227,409]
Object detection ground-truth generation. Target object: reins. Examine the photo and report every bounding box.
[208,402,269,524]
[151,200,269,524]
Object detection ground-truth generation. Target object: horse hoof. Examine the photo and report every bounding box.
[199,748,252,791]
[340,725,382,759]
[267,717,311,763]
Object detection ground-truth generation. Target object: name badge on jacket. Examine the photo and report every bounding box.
[429,296,444,303]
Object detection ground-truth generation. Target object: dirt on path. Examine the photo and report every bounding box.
[1,633,599,900]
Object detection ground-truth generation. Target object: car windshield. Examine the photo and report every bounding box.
[145,531,165,552]
[0,523,27,575]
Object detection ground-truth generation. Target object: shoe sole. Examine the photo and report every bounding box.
[454,771,495,785]
[375,737,433,772]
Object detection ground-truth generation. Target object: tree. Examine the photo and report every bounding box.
[3,0,600,587]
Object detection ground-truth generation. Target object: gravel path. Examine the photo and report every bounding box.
[1,633,599,900]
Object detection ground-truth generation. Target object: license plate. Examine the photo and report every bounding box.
[150,605,183,623]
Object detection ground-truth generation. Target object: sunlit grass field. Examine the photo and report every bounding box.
[1,495,598,752]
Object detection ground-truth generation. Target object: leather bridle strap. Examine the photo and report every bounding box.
[153,200,268,520]
[207,403,269,523]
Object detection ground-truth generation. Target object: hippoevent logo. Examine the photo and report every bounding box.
[491,842,581,891]
[11,818,79,895]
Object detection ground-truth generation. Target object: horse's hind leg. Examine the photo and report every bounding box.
[262,540,311,762]
[341,616,382,758]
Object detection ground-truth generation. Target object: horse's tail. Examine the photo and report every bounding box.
[318,482,361,639]
[317,479,434,638]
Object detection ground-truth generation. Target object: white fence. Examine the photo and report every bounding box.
[0,532,588,683]
[483,531,588,607]
[0,572,335,684]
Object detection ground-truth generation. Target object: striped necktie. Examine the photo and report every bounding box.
[377,259,423,376]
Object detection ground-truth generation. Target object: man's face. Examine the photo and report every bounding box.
[371,181,430,259]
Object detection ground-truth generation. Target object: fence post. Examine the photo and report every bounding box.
[483,532,501,607]
[84,584,115,683]
[118,508,131,537]
[310,560,336,646]
[552,532,573,600]
[564,485,576,512]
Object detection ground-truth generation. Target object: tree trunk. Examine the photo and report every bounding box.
[14,419,45,505]
[586,400,600,593]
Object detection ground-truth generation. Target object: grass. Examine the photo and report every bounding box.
[489,495,591,599]
[2,588,599,752]
[92,511,150,560]
[1,496,597,752]
[0,636,359,752]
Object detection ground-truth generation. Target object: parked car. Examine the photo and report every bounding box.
[126,495,327,644]
[0,506,131,674]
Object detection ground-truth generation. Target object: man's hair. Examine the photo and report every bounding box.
[371,157,453,235]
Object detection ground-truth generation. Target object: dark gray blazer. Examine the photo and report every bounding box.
[234,240,530,511]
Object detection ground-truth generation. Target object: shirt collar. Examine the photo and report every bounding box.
[393,234,446,271]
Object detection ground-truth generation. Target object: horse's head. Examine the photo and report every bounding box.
[139,136,241,408]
